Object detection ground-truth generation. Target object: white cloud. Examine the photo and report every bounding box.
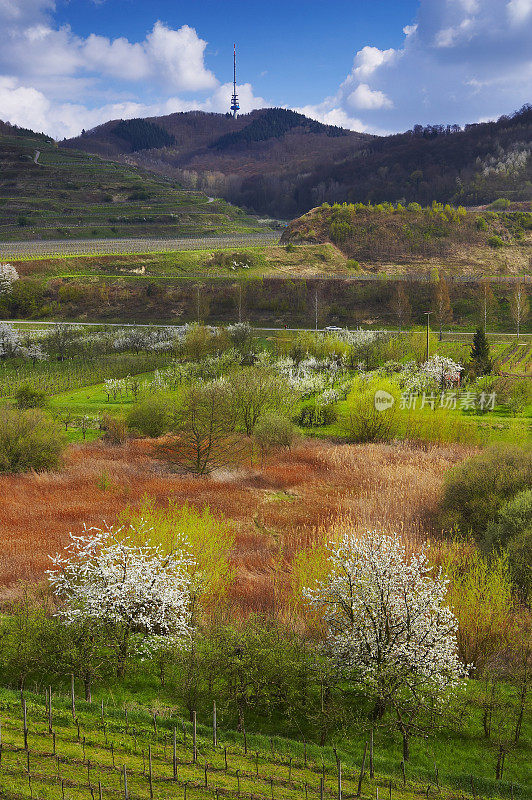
[507,0,532,23]
[348,84,393,110]
[352,46,397,79]
[299,0,532,134]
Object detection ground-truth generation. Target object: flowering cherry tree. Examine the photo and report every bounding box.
[420,355,463,387]
[306,529,467,759]
[48,522,194,675]
[0,263,19,295]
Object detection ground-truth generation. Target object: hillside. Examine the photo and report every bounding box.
[0,125,266,242]
[64,106,532,218]
[281,201,532,274]
[63,108,371,217]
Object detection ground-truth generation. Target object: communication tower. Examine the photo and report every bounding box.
[230,44,240,118]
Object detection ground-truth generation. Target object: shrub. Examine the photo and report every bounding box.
[346,259,360,270]
[0,408,64,473]
[254,413,296,451]
[505,379,532,415]
[343,377,400,443]
[14,383,47,409]
[506,526,532,601]
[487,235,504,248]
[489,198,511,210]
[101,414,127,445]
[126,396,171,438]
[484,489,532,551]
[439,446,532,538]
[295,402,337,427]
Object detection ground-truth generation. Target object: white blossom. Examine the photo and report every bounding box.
[0,263,19,294]
[47,522,194,645]
[306,529,467,705]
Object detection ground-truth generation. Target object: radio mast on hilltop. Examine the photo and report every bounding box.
[230,44,240,118]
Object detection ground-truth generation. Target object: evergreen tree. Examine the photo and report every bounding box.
[470,327,492,375]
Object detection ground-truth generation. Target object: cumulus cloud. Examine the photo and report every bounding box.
[1,0,531,139]
[0,0,266,137]
[301,0,532,133]
[348,84,393,110]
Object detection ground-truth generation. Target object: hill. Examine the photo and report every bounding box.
[63,107,371,217]
[0,127,267,242]
[64,106,532,218]
[281,201,532,274]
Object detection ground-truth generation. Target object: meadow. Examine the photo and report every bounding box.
[0,320,529,800]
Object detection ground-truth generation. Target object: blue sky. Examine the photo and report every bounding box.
[0,0,530,138]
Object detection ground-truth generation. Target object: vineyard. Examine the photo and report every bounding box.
[0,687,526,800]
[0,132,268,245]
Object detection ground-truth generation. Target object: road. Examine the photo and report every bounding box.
[0,232,280,259]
[2,320,531,338]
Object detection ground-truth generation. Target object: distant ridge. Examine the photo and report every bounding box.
[64,103,532,218]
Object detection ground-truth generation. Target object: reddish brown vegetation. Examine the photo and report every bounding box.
[0,439,470,609]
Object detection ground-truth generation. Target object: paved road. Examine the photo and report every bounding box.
[0,232,280,258]
[3,320,530,338]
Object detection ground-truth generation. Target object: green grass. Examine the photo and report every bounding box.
[0,683,527,800]
[0,133,265,243]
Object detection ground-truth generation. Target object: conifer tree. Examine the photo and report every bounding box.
[470,326,491,375]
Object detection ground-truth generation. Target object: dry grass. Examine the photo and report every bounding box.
[0,438,471,609]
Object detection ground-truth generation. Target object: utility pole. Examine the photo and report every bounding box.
[424,312,432,362]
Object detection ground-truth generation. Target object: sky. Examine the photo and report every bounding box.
[0,0,531,139]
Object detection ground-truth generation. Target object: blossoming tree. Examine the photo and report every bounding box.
[306,529,467,759]
[48,522,194,676]
[0,263,19,295]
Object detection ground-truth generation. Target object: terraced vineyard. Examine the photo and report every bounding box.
[0,688,522,800]
[0,132,267,242]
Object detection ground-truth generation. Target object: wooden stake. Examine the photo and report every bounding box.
[148,744,153,799]
[71,674,76,719]
[98,780,103,800]
[22,699,28,751]
[48,687,53,733]
[224,746,228,771]
[237,769,240,796]
[320,778,324,800]
[356,741,368,798]
[53,731,56,756]
[173,726,177,779]
[337,759,342,800]
[370,727,374,779]
[204,761,208,786]
[123,764,128,799]
[288,756,292,782]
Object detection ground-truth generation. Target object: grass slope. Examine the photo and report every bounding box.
[281,204,532,275]
[0,686,528,800]
[0,132,264,242]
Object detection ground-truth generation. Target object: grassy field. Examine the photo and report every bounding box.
[0,678,528,800]
[0,133,265,242]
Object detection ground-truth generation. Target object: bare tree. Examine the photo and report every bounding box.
[510,283,530,340]
[478,280,497,332]
[389,282,412,333]
[432,276,453,341]
[158,381,239,474]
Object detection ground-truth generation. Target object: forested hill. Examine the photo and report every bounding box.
[281,200,532,273]
[65,105,532,219]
